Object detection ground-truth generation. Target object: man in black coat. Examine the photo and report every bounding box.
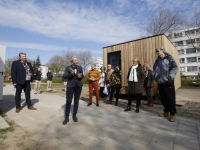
[34,67,42,94]
[11,52,37,113]
[62,56,84,125]
[46,70,53,92]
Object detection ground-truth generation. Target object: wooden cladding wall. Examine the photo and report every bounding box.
[103,34,181,95]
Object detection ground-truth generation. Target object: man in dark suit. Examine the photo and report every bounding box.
[62,56,84,125]
[11,52,37,113]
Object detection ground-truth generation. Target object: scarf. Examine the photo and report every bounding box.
[108,68,111,72]
[21,60,32,81]
[128,65,138,82]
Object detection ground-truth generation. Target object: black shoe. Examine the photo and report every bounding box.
[63,117,69,125]
[106,101,112,104]
[136,107,139,113]
[87,102,92,106]
[124,106,131,111]
[115,101,118,106]
[73,114,78,122]
[96,103,99,107]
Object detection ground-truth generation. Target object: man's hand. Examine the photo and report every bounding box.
[13,83,17,86]
[107,84,110,87]
[77,75,82,78]
[151,85,154,87]
[71,70,75,75]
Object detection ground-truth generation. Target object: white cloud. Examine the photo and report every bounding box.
[0,0,141,44]
[0,41,102,54]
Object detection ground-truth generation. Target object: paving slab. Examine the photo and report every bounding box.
[0,116,9,129]
[1,85,200,150]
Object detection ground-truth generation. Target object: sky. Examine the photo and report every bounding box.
[0,0,200,65]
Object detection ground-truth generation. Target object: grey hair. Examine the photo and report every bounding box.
[143,63,152,70]
[91,63,96,66]
[100,66,106,71]
[108,64,111,66]
[70,55,77,63]
[19,52,26,58]
[155,47,166,53]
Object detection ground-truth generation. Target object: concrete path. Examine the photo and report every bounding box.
[1,85,200,150]
[0,116,9,129]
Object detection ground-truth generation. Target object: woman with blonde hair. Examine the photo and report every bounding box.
[124,57,145,113]
[143,63,154,107]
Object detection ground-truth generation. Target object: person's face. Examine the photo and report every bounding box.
[72,58,78,66]
[108,65,111,69]
[49,70,51,73]
[156,49,164,57]
[91,65,96,70]
[20,54,27,62]
[114,67,118,72]
[101,68,105,72]
[133,59,138,65]
[143,66,147,70]
[38,68,41,71]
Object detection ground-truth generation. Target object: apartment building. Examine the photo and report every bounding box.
[92,57,103,72]
[166,27,200,79]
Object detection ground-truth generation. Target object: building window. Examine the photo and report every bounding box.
[185,30,195,36]
[187,66,198,72]
[175,41,183,46]
[186,48,196,54]
[178,50,184,55]
[180,58,185,63]
[196,38,200,43]
[198,57,200,62]
[174,32,182,38]
[186,39,195,45]
[196,29,200,34]
[187,57,197,63]
[180,67,185,72]
[167,34,172,39]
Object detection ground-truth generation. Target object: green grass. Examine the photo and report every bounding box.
[180,86,200,89]
[0,109,15,139]
[3,85,6,87]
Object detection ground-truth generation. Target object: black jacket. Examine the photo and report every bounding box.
[34,71,42,81]
[47,72,53,81]
[63,65,84,87]
[62,75,68,82]
[11,60,34,84]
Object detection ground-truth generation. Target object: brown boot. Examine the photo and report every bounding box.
[15,108,20,113]
[148,101,153,107]
[170,115,175,122]
[159,112,170,117]
[28,106,37,110]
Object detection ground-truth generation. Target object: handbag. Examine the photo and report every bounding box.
[103,83,108,95]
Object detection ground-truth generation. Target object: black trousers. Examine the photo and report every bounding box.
[15,81,32,108]
[110,84,121,102]
[158,82,176,115]
[127,94,141,107]
[145,87,153,100]
[65,86,82,116]
[99,87,105,98]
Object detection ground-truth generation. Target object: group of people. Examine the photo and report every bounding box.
[11,46,178,126]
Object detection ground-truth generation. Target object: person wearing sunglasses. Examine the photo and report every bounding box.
[153,47,178,122]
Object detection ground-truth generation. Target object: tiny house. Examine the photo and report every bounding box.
[103,34,181,95]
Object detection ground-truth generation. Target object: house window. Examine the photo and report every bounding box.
[185,30,195,36]
[180,58,185,63]
[187,66,198,72]
[180,67,185,72]
[178,50,184,55]
[174,32,182,38]
[187,57,197,63]
[186,39,195,45]
[186,48,196,54]
[175,41,183,46]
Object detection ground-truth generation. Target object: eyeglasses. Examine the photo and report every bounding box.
[156,50,160,53]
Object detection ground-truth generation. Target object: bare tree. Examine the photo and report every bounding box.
[62,48,76,66]
[141,8,186,36]
[77,50,93,75]
[183,10,200,52]
[46,55,65,77]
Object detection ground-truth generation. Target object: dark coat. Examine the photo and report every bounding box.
[63,65,84,87]
[34,71,42,81]
[47,72,53,81]
[127,64,145,95]
[62,75,68,82]
[11,60,34,84]
[144,70,155,88]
